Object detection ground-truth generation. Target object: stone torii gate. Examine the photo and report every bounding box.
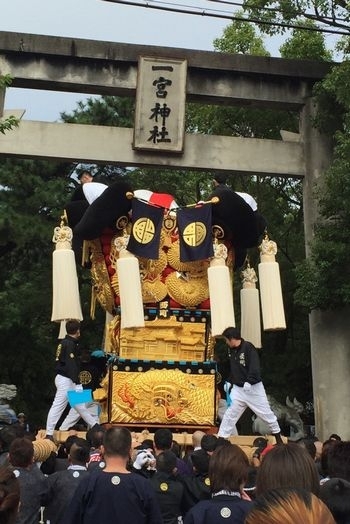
[0,31,349,440]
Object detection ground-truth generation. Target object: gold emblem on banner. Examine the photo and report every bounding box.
[132,218,155,244]
[183,222,206,247]
[79,370,92,385]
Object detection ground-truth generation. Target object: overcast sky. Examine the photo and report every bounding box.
[1,0,234,121]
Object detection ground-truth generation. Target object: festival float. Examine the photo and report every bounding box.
[51,178,285,431]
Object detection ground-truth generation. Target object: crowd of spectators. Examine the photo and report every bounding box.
[0,420,349,524]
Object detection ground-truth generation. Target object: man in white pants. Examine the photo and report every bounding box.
[217,327,283,445]
[45,319,99,439]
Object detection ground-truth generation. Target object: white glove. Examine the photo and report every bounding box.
[75,384,83,392]
[243,382,251,392]
[133,450,155,470]
[223,382,231,394]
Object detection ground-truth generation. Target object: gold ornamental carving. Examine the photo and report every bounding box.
[110,368,215,425]
[119,316,206,361]
[89,239,115,314]
[165,272,209,308]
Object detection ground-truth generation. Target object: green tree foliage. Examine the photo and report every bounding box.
[0,160,68,423]
[246,0,350,312]
[279,20,333,60]
[0,156,112,424]
[213,13,270,55]
[61,95,135,128]
[242,0,349,34]
[295,60,350,309]
[187,17,298,141]
[0,114,19,135]
[0,75,19,135]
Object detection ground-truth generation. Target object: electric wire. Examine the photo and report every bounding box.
[208,0,349,24]
[103,0,350,35]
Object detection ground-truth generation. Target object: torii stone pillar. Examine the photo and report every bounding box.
[301,97,350,441]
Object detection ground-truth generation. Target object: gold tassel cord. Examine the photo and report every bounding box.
[126,191,219,212]
[90,284,97,320]
[81,240,90,267]
[177,196,219,209]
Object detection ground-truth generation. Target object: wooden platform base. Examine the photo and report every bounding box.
[37,428,287,450]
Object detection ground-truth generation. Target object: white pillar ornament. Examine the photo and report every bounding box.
[258,234,286,331]
[51,216,83,323]
[115,235,144,329]
[240,264,262,348]
[208,242,235,337]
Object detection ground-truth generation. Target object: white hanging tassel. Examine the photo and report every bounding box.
[51,216,83,323]
[208,242,235,337]
[258,234,286,331]
[58,320,67,340]
[240,263,262,348]
[117,248,144,329]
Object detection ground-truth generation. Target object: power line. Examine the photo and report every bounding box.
[208,0,349,24]
[206,0,347,27]
[103,0,350,35]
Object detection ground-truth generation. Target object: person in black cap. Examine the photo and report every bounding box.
[78,170,94,184]
[217,327,283,445]
[181,448,211,514]
[212,173,228,186]
[149,450,185,524]
[70,170,94,202]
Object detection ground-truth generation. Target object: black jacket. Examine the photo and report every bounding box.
[181,473,211,514]
[150,471,184,524]
[55,335,81,383]
[43,467,89,524]
[229,339,261,386]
